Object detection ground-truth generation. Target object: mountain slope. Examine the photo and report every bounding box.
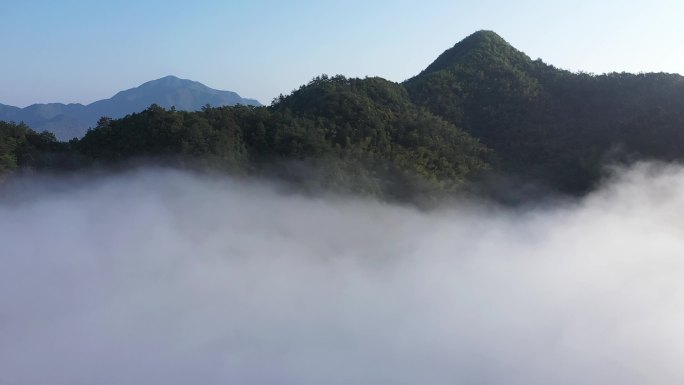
[0,76,261,141]
[405,30,684,194]
[417,30,538,76]
[405,30,544,140]
[4,31,684,200]
[88,75,260,119]
[74,75,490,201]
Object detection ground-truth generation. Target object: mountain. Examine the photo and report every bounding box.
[4,31,684,201]
[405,30,544,139]
[405,30,684,194]
[74,75,490,201]
[0,76,261,140]
[416,30,537,76]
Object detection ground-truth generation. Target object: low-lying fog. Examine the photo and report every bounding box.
[1,163,683,385]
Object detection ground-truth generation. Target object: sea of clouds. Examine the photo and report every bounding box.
[1,163,683,385]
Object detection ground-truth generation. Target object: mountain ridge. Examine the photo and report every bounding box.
[4,30,684,201]
[416,30,535,75]
[0,76,261,140]
[405,30,684,194]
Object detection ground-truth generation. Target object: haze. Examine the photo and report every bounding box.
[1,164,683,384]
[3,0,684,106]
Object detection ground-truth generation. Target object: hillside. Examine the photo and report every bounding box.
[75,75,490,201]
[3,31,684,201]
[0,76,261,141]
[405,30,684,193]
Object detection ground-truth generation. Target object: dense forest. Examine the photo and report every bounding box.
[3,30,684,201]
[405,31,684,194]
[0,121,75,176]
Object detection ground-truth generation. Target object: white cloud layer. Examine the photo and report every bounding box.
[1,164,684,384]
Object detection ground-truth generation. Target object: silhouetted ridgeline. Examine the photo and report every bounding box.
[3,30,684,201]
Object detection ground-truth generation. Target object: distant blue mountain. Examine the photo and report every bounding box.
[0,76,261,140]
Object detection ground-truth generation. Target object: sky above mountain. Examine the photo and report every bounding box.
[3,0,683,107]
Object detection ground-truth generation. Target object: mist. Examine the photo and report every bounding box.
[1,163,683,385]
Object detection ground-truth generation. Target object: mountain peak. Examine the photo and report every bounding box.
[136,75,203,90]
[159,75,181,80]
[418,30,531,75]
[102,76,261,110]
[154,75,186,83]
[0,76,261,140]
[464,30,506,42]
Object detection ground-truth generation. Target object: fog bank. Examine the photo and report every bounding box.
[1,164,683,384]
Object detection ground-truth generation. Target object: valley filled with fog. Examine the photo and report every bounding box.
[1,163,684,385]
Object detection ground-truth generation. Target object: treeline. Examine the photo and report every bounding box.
[0,121,76,175]
[1,76,490,201]
[4,30,684,201]
[405,30,684,194]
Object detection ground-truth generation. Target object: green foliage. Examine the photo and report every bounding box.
[261,75,490,198]
[405,30,684,194]
[0,121,71,174]
[79,105,250,171]
[6,30,684,200]
[74,75,490,200]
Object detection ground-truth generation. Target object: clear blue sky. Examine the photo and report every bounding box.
[2,0,683,107]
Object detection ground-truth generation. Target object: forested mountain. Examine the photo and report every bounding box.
[0,76,261,141]
[3,31,684,201]
[405,30,684,193]
[76,76,489,200]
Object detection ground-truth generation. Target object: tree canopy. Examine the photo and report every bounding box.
[4,31,684,201]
